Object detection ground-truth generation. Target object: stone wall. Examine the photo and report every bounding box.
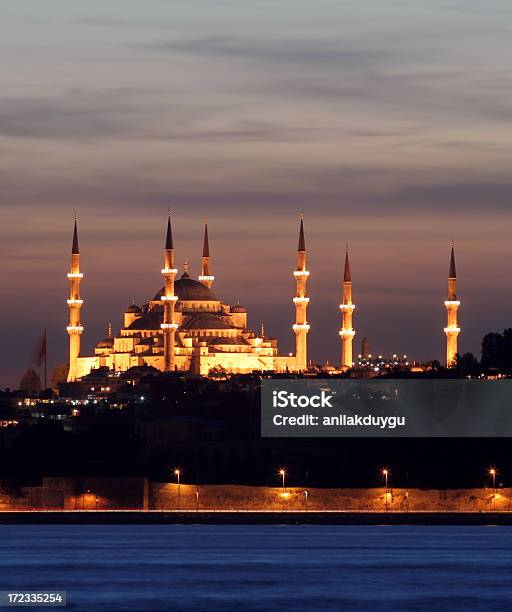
[0,477,148,510]
[1,478,510,512]
[150,483,512,512]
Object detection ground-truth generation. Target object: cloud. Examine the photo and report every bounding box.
[141,31,512,126]
[0,93,138,140]
[393,180,512,211]
[144,35,394,68]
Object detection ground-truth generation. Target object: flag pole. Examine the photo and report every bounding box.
[44,329,47,389]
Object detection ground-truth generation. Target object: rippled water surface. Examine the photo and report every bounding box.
[1,524,512,611]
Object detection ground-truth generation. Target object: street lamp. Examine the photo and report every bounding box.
[490,467,497,511]
[174,469,181,510]
[489,467,496,489]
[382,469,389,511]
[304,490,308,512]
[279,469,286,494]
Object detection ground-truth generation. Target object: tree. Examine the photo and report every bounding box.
[481,328,512,372]
[50,363,69,389]
[428,360,442,371]
[455,352,481,377]
[18,369,42,394]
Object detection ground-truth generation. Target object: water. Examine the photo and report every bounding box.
[1,525,511,611]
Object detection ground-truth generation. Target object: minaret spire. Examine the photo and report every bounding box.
[343,246,351,282]
[292,214,310,371]
[165,211,173,250]
[298,213,306,251]
[339,245,355,370]
[161,212,178,372]
[203,219,209,257]
[444,244,460,367]
[66,215,84,381]
[449,244,456,280]
[199,218,214,289]
[72,213,79,254]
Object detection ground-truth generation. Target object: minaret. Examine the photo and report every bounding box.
[444,245,460,367]
[339,247,355,370]
[292,215,310,371]
[66,216,84,381]
[361,337,369,360]
[161,213,178,372]
[198,219,214,289]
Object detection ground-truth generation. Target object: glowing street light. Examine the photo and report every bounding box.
[174,468,181,510]
[489,467,496,489]
[304,490,308,512]
[490,467,497,511]
[382,468,389,511]
[279,469,286,494]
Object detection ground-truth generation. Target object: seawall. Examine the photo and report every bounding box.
[0,477,509,513]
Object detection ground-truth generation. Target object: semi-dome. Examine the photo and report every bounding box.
[125,304,141,314]
[231,304,247,313]
[96,337,114,349]
[127,313,162,330]
[153,272,216,302]
[181,313,232,331]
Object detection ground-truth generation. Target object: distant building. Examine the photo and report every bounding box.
[445,245,461,367]
[63,215,461,381]
[361,337,369,360]
[339,247,355,370]
[352,353,413,377]
[66,216,310,380]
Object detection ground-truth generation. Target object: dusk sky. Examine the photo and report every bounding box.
[2,1,512,387]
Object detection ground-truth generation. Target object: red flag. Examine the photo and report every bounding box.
[31,330,47,367]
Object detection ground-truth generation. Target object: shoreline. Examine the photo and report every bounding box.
[1,510,512,525]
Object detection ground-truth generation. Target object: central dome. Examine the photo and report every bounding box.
[153,272,216,302]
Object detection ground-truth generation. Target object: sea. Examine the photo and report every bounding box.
[1,524,511,611]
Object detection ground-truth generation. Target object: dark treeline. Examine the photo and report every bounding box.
[2,327,512,490]
[0,374,510,490]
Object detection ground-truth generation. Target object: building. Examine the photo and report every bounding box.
[444,245,461,367]
[64,214,462,380]
[339,247,355,370]
[67,216,308,380]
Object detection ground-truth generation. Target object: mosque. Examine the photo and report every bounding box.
[66,216,309,380]
[65,215,460,381]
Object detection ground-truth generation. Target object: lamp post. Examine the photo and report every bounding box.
[490,467,496,511]
[174,469,181,510]
[279,469,286,511]
[382,469,389,511]
[304,490,308,512]
[279,469,286,493]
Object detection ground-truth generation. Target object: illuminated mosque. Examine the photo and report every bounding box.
[66,216,310,380]
[65,215,460,381]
